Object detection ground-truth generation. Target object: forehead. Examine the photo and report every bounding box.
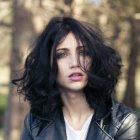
[56,32,83,49]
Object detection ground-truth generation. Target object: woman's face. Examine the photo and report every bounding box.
[55,32,91,93]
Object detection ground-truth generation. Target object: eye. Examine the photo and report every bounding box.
[56,52,67,59]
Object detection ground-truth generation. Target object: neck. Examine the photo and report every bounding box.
[60,90,94,120]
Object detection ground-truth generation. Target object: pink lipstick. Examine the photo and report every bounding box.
[68,73,83,81]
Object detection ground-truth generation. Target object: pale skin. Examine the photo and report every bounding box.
[55,32,94,130]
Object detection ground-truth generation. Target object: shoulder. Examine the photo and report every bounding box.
[23,113,41,133]
[112,99,140,125]
[24,112,54,126]
[111,99,140,139]
[21,113,42,139]
[23,112,51,138]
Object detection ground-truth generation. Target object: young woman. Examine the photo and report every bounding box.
[13,16,140,140]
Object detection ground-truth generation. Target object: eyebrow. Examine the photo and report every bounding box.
[56,46,85,51]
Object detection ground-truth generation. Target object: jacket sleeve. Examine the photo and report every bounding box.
[115,112,140,140]
[20,113,33,140]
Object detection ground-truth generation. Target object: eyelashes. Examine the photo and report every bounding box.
[56,52,67,59]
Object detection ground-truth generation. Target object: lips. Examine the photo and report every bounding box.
[68,72,83,81]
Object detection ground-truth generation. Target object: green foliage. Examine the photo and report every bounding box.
[0,94,7,139]
[136,107,140,113]
[0,94,7,114]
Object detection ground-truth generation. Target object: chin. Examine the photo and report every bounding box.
[58,81,87,92]
[67,84,87,91]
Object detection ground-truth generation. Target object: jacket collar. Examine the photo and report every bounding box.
[35,101,113,140]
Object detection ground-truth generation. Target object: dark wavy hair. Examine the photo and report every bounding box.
[13,16,122,118]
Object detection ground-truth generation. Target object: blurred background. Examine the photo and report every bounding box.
[0,0,140,140]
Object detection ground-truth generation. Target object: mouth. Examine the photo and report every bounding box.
[68,72,83,81]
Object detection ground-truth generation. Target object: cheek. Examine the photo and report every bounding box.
[56,66,67,85]
[57,62,65,78]
[57,59,68,71]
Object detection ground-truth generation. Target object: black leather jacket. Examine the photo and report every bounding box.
[21,99,140,140]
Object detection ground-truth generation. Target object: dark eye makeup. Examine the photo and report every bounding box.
[56,51,68,59]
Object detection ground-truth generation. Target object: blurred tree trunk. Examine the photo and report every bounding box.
[4,0,37,140]
[3,0,88,139]
[123,17,140,109]
[3,0,71,139]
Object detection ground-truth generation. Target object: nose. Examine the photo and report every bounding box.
[69,54,80,68]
